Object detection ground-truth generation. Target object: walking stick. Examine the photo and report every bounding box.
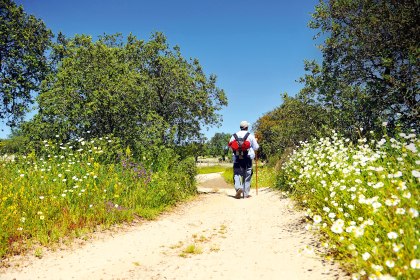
[255,151,258,195]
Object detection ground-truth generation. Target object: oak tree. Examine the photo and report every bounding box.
[0,0,52,126]
[300,0,419,135]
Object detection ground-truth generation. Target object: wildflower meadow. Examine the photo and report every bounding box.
[278,130,419,279]
[0,136,196,258]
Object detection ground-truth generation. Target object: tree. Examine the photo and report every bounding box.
[0,0,52,126]
[175,137,207,162]
[22,33,226,156]
[35,34,150,145]
[207,132,231,159]
[254,94,329,161]
[300,0,419,136]
[134,32,227,144]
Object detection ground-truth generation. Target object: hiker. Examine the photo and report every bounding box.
[228,121,259,199]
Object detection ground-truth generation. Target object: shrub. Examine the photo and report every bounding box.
[277,131,419,279]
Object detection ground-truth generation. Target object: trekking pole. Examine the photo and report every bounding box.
[255,151,258,195]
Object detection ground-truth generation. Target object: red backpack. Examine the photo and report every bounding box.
[229,132,251,159]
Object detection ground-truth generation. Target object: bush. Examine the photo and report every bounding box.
[277,131,419,279]
[0,136,27,155]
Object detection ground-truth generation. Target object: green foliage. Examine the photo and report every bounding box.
[0,136,197,258]
[206,132,231,159]
[278,131,419,279]
[175,138,208,161]
[254,94,330,162]
[17,32,227,153]
[256,165,277,188]
[0,0,52,126]
[300,0,419,138]
[222,167,233,184]
[0,135,26,154]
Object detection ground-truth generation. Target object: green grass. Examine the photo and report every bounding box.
[197,165,227,174]
[0,136,197,259]
[222,164,276,188]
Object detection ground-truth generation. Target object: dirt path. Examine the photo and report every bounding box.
[1,174,348,280]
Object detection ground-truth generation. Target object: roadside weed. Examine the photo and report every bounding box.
[0,136,196,258]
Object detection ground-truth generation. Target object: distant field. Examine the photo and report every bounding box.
[196,157,231,167]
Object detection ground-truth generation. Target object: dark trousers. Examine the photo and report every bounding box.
[233,157,253,196]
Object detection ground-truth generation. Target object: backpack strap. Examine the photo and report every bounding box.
[233,133,241,149]
[233,132,250,142]
[233,133,239,142]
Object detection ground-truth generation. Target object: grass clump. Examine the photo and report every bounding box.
[179,244,203,257]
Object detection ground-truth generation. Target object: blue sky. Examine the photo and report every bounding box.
[1,0,322,140]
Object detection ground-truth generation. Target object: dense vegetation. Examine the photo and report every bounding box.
[0,0,52,126]
[254,94,329,161]
[300,0,419,137]
[0,0,225,259]
[278,131,419,279]
[252,1,419,279]
[0,136,196,258]
[255,0,419,162]
[9,32,227,157]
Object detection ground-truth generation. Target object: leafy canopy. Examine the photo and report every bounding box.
[254,94,329,161]
[300,0,419,137]
[0,0,52,126]
[207,132,231,158]
[19,32,227,155]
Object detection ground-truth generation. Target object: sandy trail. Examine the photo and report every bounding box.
[1,173,348,280]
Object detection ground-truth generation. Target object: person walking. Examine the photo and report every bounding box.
[228,121,259,199]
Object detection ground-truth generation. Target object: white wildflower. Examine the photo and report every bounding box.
[362,252,371,261]
[378,275,396,280]
[392,243,403,252]
[354,227,364,238]
[395,208,405,215]
[313,215,322,224]
[411,259,420,269]
[403,191,411,199]
[408,208,418,218]
[405,143,417,153]
[385,260,395,268]
[328,212,336,219]
[387,232,398,239]
[372,201,382,211]
[373,182,384,189]
[371,264,383,272]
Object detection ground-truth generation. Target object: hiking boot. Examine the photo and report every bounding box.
[235,188,243,199]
